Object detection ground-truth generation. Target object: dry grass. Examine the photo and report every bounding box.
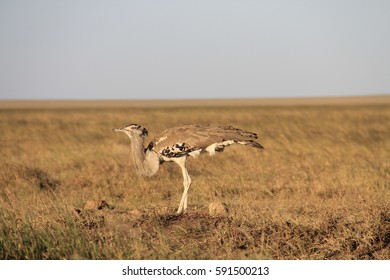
[0,103,389,259]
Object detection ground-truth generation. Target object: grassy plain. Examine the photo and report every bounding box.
[0,99,389,259]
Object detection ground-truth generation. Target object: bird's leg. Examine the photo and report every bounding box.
[176,157,191,215]
[177,178,188,214]
[183,170,191,211]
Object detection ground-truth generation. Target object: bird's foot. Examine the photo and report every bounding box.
[176,208,188,216]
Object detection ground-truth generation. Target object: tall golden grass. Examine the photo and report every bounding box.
[0,102,389,259]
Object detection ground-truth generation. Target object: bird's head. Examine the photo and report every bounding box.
[113,123,148,139]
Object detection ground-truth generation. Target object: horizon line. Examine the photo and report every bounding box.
[1,95,389,109]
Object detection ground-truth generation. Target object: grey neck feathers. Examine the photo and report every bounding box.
[129,135,160,177]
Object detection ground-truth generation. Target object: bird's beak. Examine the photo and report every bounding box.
[112,127,124,132]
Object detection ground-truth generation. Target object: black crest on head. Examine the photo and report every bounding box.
[142,127,148,136]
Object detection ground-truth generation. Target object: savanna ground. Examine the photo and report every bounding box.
[0,99,389,259]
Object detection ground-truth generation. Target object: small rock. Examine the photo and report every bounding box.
[208,201,229,217]
[129,209,142,219]
[83,200,111,210]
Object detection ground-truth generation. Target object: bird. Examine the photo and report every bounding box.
[113,123,263,215]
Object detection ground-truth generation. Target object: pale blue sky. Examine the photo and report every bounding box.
[1,0,389,99]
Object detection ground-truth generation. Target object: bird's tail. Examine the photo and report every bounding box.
[239,140,264,149]
[228,126,263,149]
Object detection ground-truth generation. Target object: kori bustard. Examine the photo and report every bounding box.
[113,123,263,214]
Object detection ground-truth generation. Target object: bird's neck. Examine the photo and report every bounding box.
[130,135,159,177]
